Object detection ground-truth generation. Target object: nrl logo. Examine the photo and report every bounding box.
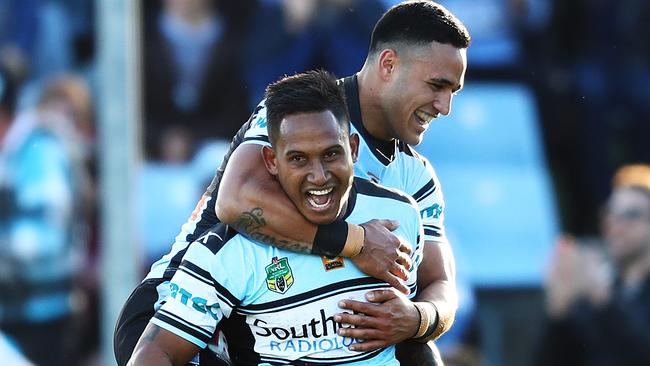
[265,257,294,294]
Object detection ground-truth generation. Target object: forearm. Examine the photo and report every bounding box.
[414,240,458,340]
[216,144,317,253]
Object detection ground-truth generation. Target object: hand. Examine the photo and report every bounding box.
[545,236,583,317]
[333,288,420,351]
[580,245,613,307]
[351,219,413,294]
[545,236,613,317]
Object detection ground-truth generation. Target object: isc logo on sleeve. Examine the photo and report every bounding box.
[420,203,443,219]
[169,282,221,320]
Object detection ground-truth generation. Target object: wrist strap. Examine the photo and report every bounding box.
[413,301,439,341]
[340,223,365,258]
[312,220,348,257]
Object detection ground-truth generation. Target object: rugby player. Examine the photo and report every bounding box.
[128,70,424,365]
[115,1,470,364]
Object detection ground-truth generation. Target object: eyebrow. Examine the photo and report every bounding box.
[428,78,463,93]
[284,144,345,156]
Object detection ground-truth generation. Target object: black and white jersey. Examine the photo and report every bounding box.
[152,178,424,365]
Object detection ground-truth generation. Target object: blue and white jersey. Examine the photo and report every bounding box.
[145,75,446,281]
[152,178,424,365]
[0,111,81,325]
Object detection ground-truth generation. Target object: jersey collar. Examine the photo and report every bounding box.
[339,178,359,221]
[341,75,397,166]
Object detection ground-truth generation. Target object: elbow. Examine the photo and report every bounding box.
[127,347,174,366]
[215,192,240,224]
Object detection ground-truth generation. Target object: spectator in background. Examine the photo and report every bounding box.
[536,164,650,366]
[243,0,384,103]
[38,73,101,366]
[534,0,650,235]
[0,0,95,98]
[0,68,93,366]
[312,0,386,77]
[143,0,252,160]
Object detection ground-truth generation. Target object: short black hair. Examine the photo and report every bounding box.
[369,1,471,55]
[264,70,350,145]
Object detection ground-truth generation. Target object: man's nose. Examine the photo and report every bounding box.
[434,91,452,116]
[308,161,329,185]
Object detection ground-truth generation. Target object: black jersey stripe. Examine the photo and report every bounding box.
[412,179,436,201]
[415,186,437,203]
[179,261,214,286]
[155,310,212,342]
[424,228,442,237]
[423,224,442,230]
[242,135,269,143]
[259,347,385,365]
[158,309,213,338]
[353,177,413,205]
[303,347,385,362]
[213,280,241,308]
[237,278,386,314]
[236,282,388,316]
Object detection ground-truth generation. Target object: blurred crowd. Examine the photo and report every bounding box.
[0,0,649,365]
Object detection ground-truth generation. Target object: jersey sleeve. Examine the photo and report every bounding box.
[407,157,447,244]
[151,238,246,348]
[240,100,270,148]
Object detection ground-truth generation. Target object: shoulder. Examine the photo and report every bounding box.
[397,141,432,170]
[395,143,443,198]
[353,177,418,209]
[193,223,241,255]
[240,99,270,145]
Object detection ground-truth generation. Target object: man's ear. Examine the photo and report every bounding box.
[261,146,278,175]
[378,48,398,81]
[349,133,360,163]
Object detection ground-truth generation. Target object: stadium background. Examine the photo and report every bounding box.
[0,0,648,365]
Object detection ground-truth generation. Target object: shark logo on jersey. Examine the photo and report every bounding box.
[266,257,294,294]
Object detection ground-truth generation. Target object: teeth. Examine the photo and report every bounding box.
[415,110,434,124]
[308,188,333,196]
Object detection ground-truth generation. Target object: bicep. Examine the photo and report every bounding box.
[215,143,277,222]
[417,239,455,290]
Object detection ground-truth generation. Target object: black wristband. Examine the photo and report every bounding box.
[312,220,348,257]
